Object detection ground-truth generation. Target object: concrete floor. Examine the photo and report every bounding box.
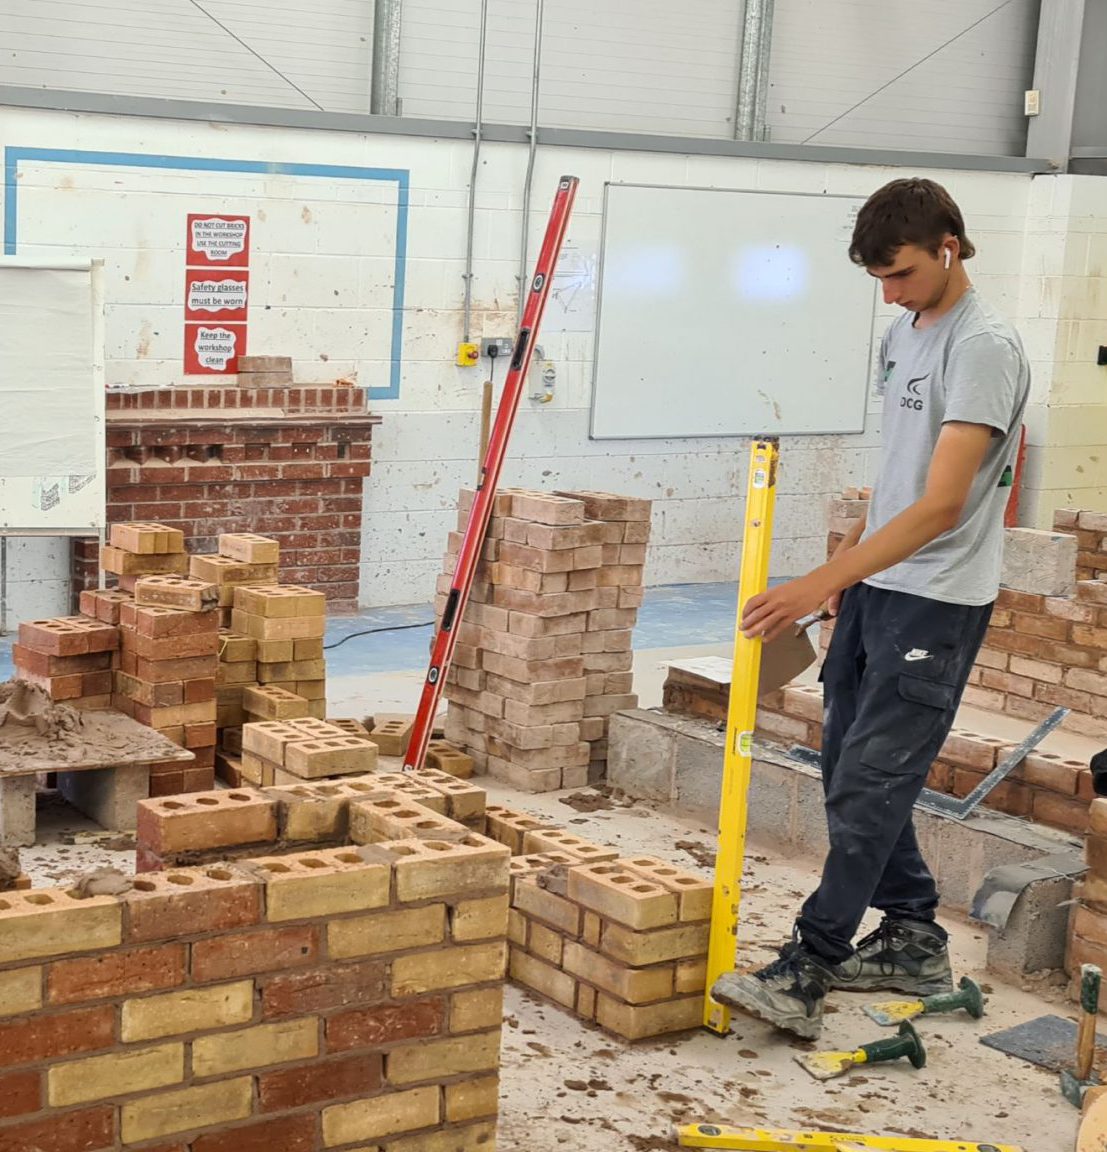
[14,581,1091,1152]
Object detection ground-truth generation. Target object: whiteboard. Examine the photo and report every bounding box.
[590,184,876,440]
[0,259,106,533]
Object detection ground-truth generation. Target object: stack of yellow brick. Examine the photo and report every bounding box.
[232,585,327,719]
[485,805,711,1039]
[239,718,379,787]
[192,532,281,630]
[99,521,188,592]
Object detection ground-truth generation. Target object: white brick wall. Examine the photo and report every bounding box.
[2,105,1094,613]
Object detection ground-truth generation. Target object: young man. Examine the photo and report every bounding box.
[711,177,1030,1039]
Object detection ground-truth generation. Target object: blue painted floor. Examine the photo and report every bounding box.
[0,582,742,682]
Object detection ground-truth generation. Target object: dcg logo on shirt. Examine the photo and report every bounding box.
[899,374,928,411]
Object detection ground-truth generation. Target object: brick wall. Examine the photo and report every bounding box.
[745,492,1107,837]
[74,385,378,612]
[825,496,1107,742]
[131,771,712,1044]
[0,781,507,1151]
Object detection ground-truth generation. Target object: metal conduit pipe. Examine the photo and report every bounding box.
[517,0,546,323]
[462,0,492,342]
[734,0,775,142]
[370,0,403,116]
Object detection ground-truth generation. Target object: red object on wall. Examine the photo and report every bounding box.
[186,214,250,267]
[183,322,247,375]
[184,269,249,323]
[1005,424,1027,528]
[185,215,251,375]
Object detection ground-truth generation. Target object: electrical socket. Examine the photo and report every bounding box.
[481,337,514,359]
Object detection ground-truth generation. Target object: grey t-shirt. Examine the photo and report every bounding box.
[862,288,1030,606]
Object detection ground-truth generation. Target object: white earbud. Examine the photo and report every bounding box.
[943,248,951,269]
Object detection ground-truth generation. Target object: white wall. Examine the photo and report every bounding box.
[398,0,744,137]
[767,0,1040,154]
[0,0,372,112]
[0,104,1057,615]
[1019,174,1107,523]
[1,0,1039,156]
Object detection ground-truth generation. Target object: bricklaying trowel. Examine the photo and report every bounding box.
[757,609,826,698]
[796,1020,926,1081]
[863,975,986,1027]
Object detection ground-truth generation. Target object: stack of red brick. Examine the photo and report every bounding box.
[1067,797,1107,999]
[13,617,117,710]
[1068,509,1107,582]
[438,487,649,792]
[12,524,337,798]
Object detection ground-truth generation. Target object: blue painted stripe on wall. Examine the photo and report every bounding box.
[2,146,409,400]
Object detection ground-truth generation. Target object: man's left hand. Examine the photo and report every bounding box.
[740,574,835,643]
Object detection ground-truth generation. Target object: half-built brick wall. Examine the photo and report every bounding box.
[72,385,378,612]
[0,787,507,1151]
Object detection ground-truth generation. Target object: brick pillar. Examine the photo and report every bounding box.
[71,385,378,612]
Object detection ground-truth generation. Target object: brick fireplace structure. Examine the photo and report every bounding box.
[72,384,378,612]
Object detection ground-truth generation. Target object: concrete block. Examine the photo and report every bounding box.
[58,764,150,831]
[1001,528,1077,597]
[0,774,37,847]
[985,870,1076,981]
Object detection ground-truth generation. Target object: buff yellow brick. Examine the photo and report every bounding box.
[121,980,254,1041]
[450,986,504,1034]
[121,1076,253,1142]
[446,1075,499,1122]
[451,894,509,942]
[328,905,445,960]
[48,1043,184,1106]
[0,967,42,1016]
[391,941,506,996]
[0,893,121,965]
[322,1084,439,1146]
[386,1030,501,1085]
[192,1017,318,1077]
[256,857,390,922]
[386,1120,498,1152]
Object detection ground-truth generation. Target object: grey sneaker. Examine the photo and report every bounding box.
[828,919,953,997]
[712,942,832,1039]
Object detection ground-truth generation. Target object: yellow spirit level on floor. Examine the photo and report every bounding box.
[703,438,779,1036]
[673,1122,1023,1151]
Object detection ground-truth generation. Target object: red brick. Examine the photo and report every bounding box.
[1032,790,1089,835]
[0,1105,114,1152]
[0,1070,40,1119]
[132,656,218,684]
[47,944,186,1004]
[119,602,220,637]
[125,871,262,942]
[0,1006,115,1069]
[192,925,320,982]
[192,1114,316,1152]
[257,1052,383,1112]
[1010,612,1070,641]
[982,668,1035,697]
[995,589,1045,614]
[326,997,446,1053]
[1018,752,1082,796]
[182,766,216,792]
[11,647,113,677]
[261,960,387,1019]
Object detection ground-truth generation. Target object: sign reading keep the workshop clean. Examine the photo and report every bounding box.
[183,214,250,373]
